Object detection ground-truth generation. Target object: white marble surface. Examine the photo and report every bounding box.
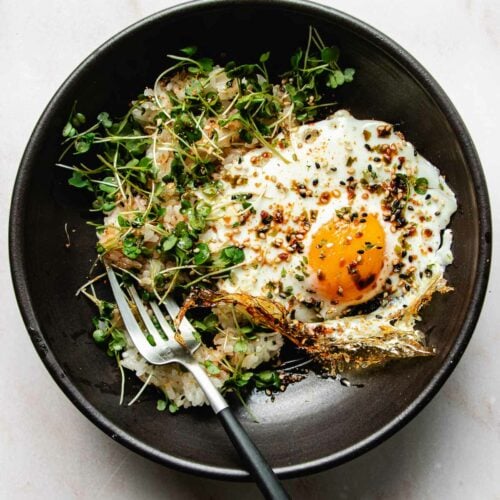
[1,1,499,498]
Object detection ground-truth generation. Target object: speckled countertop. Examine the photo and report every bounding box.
[1,1,498,498]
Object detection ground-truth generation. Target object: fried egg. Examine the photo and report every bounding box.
[196,110,457,323]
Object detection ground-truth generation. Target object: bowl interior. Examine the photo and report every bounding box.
[11,1,489,478]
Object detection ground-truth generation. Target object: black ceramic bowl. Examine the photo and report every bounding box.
[10,0,491,479]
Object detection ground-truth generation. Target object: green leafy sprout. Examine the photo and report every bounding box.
[62,27,353,412]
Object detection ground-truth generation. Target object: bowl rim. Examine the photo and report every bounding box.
[9,0,492,480]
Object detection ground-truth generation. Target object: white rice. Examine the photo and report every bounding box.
[103,67,287,408]
[120,311,283,408]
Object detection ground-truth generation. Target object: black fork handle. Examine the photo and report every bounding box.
[184,362,289,498]
[217,407,290,500]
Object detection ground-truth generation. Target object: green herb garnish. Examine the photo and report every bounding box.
[62,27,353,414]
[414,177,429,195]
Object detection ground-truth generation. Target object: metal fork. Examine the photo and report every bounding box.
[106,267,289,500]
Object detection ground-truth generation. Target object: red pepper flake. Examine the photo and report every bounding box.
[260,210,273,224]
[314,324,328,334]
[377,124,392,138]
[379,143,398,164]
[319,192,331,204]
[273,207,284,223]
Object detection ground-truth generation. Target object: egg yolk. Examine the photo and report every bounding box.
[308,214,385,304]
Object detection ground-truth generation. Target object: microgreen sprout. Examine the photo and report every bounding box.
[62,27,354,413]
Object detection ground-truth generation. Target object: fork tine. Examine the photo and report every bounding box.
[149,301,176,340]
[163,296,197,339]
[129,285,168,347]
[106,268,153,356]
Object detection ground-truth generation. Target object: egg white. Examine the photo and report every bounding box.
[195,110,457,324]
